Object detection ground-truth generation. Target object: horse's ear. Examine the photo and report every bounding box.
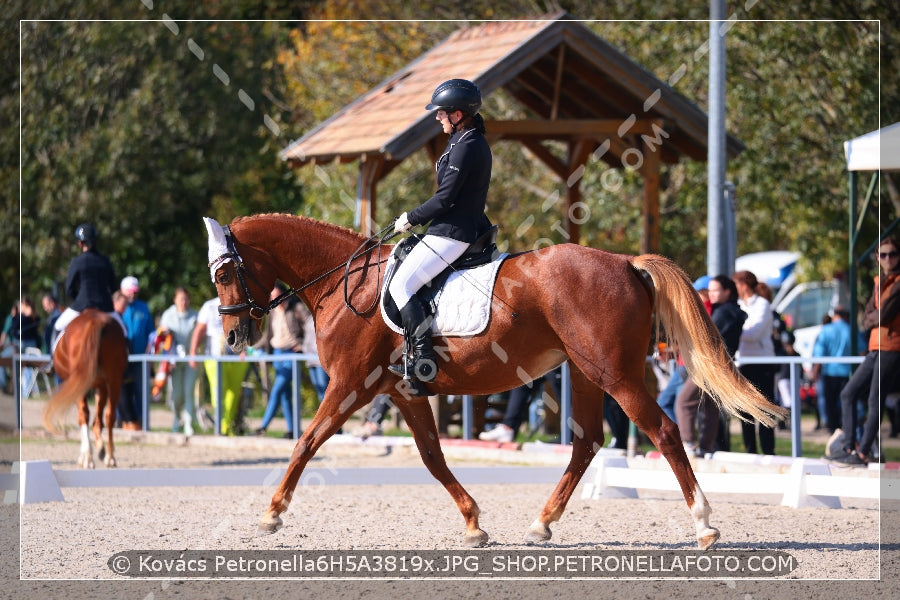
[204,217,226,256]
[204,217,231,282]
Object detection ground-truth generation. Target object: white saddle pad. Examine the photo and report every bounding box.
[380,248,509,337]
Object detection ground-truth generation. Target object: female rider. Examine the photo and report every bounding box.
[389,79,493,385]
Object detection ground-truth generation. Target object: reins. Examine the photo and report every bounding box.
[212,223,400,319]
[343,224,400,316]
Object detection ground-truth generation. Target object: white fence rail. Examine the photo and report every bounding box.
[7,352,870,456]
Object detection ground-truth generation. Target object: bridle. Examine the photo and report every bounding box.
[209,224,398,320]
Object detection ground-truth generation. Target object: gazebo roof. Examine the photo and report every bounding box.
[280,13,744,167]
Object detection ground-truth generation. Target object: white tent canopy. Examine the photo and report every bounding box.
[843,122,900,172]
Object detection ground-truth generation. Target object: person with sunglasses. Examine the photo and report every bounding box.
[831,236,900,466]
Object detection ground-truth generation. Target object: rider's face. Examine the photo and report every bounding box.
[435,109,459,134]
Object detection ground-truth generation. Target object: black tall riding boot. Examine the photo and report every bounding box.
[388,297,438,382]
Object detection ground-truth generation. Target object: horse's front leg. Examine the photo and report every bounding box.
[393,394,488,547]
[257,383,370,536]
[77,396,94,469]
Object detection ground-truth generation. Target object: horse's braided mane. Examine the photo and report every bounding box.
[232,213,367,242]
[232,213,363,237]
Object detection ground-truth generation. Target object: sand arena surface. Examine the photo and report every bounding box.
[2,392,899,598]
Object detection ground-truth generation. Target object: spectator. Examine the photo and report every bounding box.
[9,296,41,398]
[733,269,777,455]
[297,302,341,435]
[158,287,198,436]
[358,394,393,439]
[479,367,562,443]
[656,276,709,423]
[254,284,306,439]
[0,302,17,392]
[119,276,154,430]
[41,294,62,355]
[0,302,16,348]
[301,304,329,404]
[676,274,746,457]
[112,290,129,317]
[831,236,900,466]
[654,343,685,424]
[190,296,248,436]
[808,306,852,433]
[603,393,630,450]
[774,330,803,423]
[11,296,41,351]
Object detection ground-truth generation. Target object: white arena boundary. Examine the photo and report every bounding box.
[3,461,567,504]
[581,454,898,509]
[3,450,898,508]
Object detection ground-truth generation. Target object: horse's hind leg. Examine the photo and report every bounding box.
[606,378,719,550]
[93,389,106,461]
[77,396,94,469]
[97,386,116,467]
[527,366,606,543]
[393,396,488,547]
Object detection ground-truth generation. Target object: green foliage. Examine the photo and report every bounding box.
[7,0,898,328]
[17,14,302,316]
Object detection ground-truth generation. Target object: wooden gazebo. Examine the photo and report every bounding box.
[280,13,744,251]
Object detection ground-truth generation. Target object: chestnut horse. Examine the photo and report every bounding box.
[43,309,129,468]
[204,214,786,550]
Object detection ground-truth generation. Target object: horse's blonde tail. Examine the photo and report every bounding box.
[631,254,787,427]
[42,318,103,433]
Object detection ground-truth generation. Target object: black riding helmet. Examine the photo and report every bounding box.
[425,79,482,115]
[75,223,98,246]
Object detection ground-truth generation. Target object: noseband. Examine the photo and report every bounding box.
[209,224,399,320]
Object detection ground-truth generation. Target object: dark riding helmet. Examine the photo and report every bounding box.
[425,79,482,115]
[74,223,98,246]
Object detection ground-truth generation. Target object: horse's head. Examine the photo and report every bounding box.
[204,217,276,352]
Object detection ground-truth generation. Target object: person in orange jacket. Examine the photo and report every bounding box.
[832,236,900,466]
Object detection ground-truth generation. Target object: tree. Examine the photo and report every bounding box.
[17,7,305,315]
[7,0,897,319]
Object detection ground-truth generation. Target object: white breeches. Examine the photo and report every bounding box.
[388,235,469,310]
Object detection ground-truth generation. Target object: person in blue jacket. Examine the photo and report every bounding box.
[388,79,493,386]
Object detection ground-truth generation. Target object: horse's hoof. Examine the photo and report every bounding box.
[697,527,720,551]
[464,529,489,548]
[257,516,283,536]
[105,457,116,468]
[524,522,552,545]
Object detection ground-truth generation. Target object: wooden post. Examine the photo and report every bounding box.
[357,157,384,237]
[640,137,661,254]
[564,139,594,245]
